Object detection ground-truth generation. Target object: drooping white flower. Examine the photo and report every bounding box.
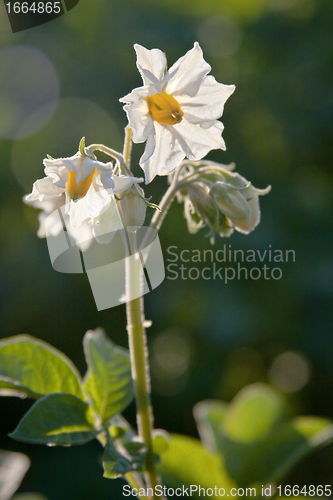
[120,43,235,183]
[24,145,143,248]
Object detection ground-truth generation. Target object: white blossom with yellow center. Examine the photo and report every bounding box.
[24,150,143,248]
[120,42,235,183]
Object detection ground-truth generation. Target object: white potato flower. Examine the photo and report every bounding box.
[24,147,143,248]
[120,43,235,183]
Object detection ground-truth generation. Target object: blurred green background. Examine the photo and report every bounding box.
[0,0,333,497]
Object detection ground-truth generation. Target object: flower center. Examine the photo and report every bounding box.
[148,92,184,125]
[67,168,96,201]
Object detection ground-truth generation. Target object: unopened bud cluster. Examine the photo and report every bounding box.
[170,161,271,244]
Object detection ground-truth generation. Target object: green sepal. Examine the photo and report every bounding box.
[9,393,98,446]
[79,136,86,156]
[0,335,85,401]
[79,137,96,160]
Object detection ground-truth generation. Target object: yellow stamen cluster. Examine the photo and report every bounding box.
[148,92,183,125]
[67,168,96,200]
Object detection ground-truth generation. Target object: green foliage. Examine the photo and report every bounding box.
[2,332,332,489]
[9,393,98,445]
[0,331,135,458]
[158,434,236,499]
[194,384,333,488]
[83,329,134,426]
[102,415,147,478]
[103,435,146,479]
[152,430,170,456]
[0,335,84,400]
[0,450,30,500]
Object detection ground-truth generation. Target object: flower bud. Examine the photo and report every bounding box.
[210,182,251,220]
[117,186,147,233]
[185,184,233,241]
[188,185,216,225]
[172,160,270,242]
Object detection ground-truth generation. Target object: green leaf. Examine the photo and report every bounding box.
[0,335,85,400]
[194,384,333,488]
[103,434,147,479]
[9,393,98,445]
[102,415,147,479]
[193,399,228,452]
[0,450,30,500]
[83,329,133,425]
[153,429,170,456]
[223,384,285,442]
[158,434,236,499]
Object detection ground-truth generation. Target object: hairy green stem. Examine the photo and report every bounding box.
[125,261,159,496]
[122,126,160,498]
[123,125,133,169]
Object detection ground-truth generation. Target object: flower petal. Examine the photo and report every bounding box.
[134,44,167,86]
[44,154,96,183]
[163,42,211,97]
[99,171,115,190]
[231,185,261,234]
[113,175,144,194]
[178,76,235,124]
[65,217,94,251]
[173,118,225,160]
[67,186,111,227]
[24,177,64,203]
[140,123,185,183]
[120,87,155,143]
[43,165,69,188]
[91,198,123,244]
[38,210,63,239]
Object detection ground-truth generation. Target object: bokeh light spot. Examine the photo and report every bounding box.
[11,98,122,192]
[0,45,60,139]
[270,351,311,392]
[151,329,192,397]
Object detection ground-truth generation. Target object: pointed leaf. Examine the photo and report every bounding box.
[9,393,98,445]
[194,385,333,488]
[193,399,228,453]
[0,335,85,400]
[157,434,236,499]
[223,384,285,443]
[83,329,133,425]
[0,450,30,500]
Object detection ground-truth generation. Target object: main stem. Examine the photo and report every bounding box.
[125,268,158,493]
[123,126,159,497]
